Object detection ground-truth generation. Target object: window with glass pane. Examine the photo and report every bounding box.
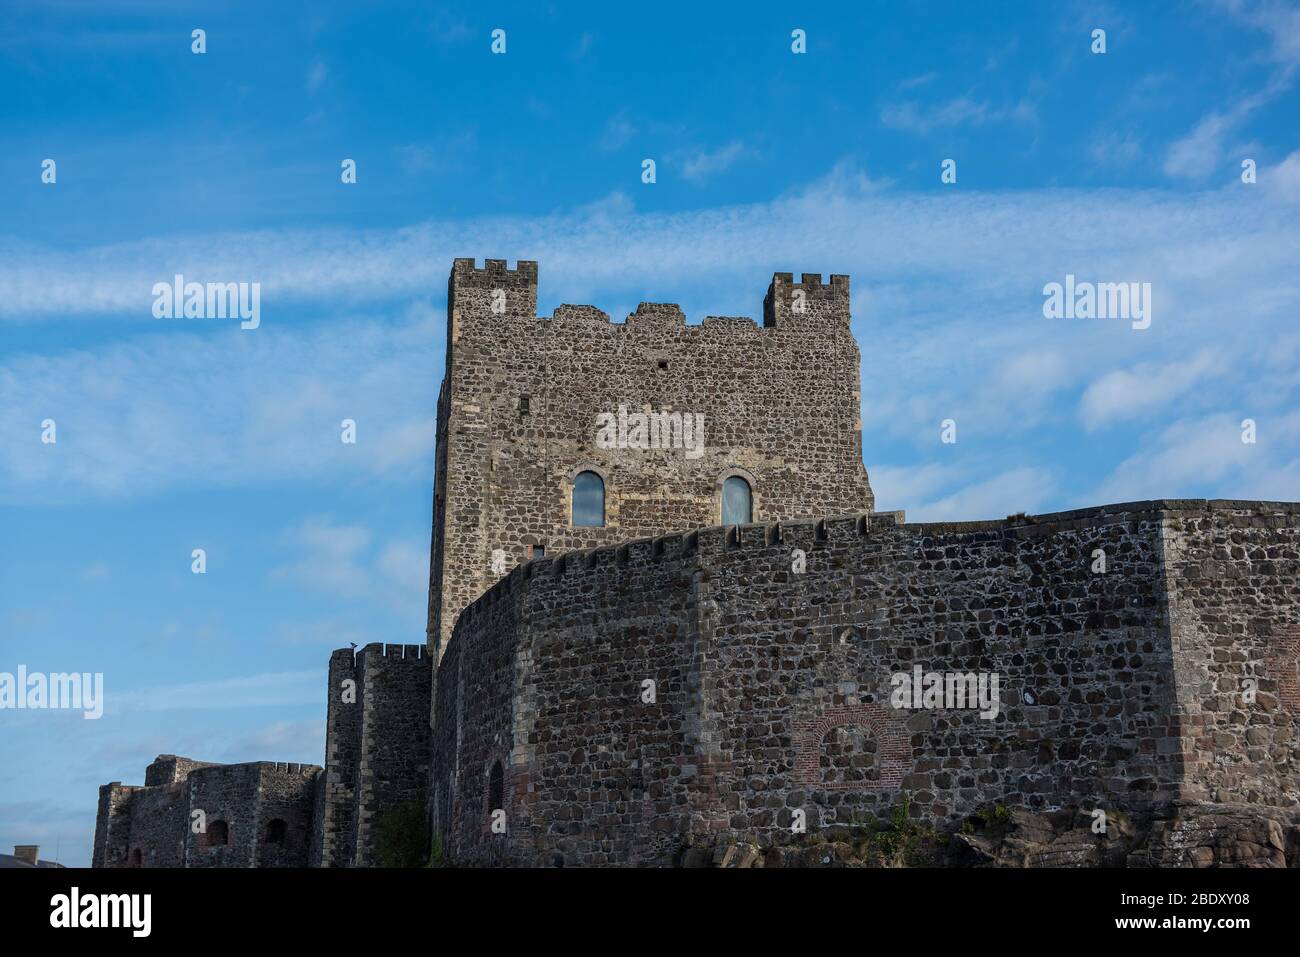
[722,476,752,525]
[572,471,605,527]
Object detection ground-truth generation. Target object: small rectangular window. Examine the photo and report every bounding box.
[530,544,545,560]
[519,395,530,414]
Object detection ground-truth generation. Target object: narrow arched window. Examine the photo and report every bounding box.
[264,819,287,845]
[722,476,752,525]
[572,471,605,527]
[207,820,229,848]
[128,848,142,868]
[488,760,505,812]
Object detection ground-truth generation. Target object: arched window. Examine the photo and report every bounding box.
[721,476,752,526]
[207,820,229,848]
[127,848,142,868]
[488,760,505,812]
[572,471,605,527]
[264,819,287,845]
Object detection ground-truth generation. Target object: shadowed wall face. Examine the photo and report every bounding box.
[93,758,321,869]
[433,502,1300,867]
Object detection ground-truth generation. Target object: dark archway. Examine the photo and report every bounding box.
[207,820,229,847]
[488,760,505,812]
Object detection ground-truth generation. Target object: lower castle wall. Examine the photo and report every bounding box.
[433,500,1300,867]
[126,782,190,867]
[251,764,321,868]
[94,499,1300,868]
[93,760,321,868]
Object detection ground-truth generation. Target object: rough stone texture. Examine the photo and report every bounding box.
[432,500,1300,867]
[947,802,1300,868]
[93,755,321,868]
[1161,505,1300,807]
[317,643,432,867]
[694,802,1300,868]
[425,259,877,657]
[92,260,1300,869]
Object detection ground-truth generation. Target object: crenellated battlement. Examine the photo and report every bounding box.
[355,642,427,663]
[450,257,539,284]
[262,761,322,776]
[448,258,852,334]
[763,270,851,327]
[447,498,1300,644]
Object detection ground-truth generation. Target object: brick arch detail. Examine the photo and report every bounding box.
[792,704,910,791]
[1265,625,1300,713]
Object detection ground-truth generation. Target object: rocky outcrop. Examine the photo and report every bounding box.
[683,803,1300,868]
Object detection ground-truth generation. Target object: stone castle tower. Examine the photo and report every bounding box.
[426,258,877,654]
[94,259,1300,869]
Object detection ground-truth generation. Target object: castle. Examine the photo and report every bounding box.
[94,259,1300,868]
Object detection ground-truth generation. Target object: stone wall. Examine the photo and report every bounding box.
[317,649,362,867]
[92,758,321,868]
[431,499,1300,867]
[1161,502,1300,805]
[425,259,877,655]
[317,643,432,867]
[144,754,219,786]
[92,783,140,868]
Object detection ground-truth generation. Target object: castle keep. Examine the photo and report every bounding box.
[426,258,876,654]
[94,259,1300,868]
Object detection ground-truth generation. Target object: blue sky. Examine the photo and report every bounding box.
[2,1,1298,866]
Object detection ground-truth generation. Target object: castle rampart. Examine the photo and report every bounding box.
[432,499,1300,866]
[93,755,321,868]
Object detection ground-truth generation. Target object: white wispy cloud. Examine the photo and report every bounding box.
[306,59,327,94]
[599,111,636,152]
[272,518,374,596]
[220,718,324,764]
[880,95,1035,134]
[2,162,1298,511]
[1080,349,1228,430]
[377,540,430,597]
[1,302,439,502]
[1091,410,1300,503]
[872,464,1059,522]
[111,670,321,713]
[1164,2,1299,180]
[676,141,754,183]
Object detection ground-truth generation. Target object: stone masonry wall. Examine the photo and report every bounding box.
[92,758,321,868]
[425,259,876,656]
[317,643,432,867]
[92,784,133,868]
[1161,502,1300,806]
[432,500,1300,867]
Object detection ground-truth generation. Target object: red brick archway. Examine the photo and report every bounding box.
[1265,625,1300,712]
[792,704,909,790]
